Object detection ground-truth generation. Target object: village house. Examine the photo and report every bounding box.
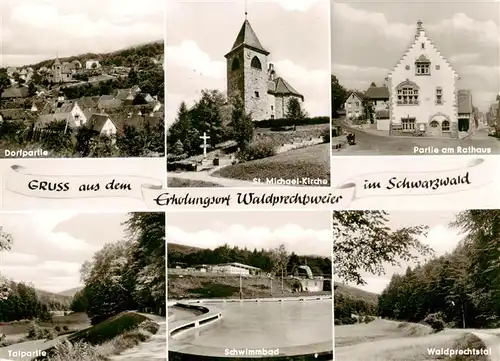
[364,82,390,121]
[384,21,460,138]
[457,89,473,132]
[85,60,101,69]
[97,95,123,111]
[344,91,365,121]
[87,114,118,137]
[35,100,88,130]
[224,18,304,121]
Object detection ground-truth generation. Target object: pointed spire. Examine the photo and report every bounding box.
[225,18,269,57]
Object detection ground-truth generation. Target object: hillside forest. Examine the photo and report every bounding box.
[333,210,500,330]
[168,243,332,277]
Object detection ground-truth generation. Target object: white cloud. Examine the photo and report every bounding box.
[10,4,59,28]
[429,13,500,48]
[1,252,38,264]
[332,2,413,43]
[273,0,320,12]
[273,59,330,116]
[449,53,481,64]
[108,0,163,20]
[167,41,225,79]
[420,225,463,256]
[168,224,332,257]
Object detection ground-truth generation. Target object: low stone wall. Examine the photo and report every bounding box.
[169,295,332,305]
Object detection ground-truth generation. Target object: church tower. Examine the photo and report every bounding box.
[224,17,271,120]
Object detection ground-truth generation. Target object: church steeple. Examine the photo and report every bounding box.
[225,18,269,58]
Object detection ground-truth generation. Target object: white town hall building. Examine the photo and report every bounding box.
[381,21,460,138]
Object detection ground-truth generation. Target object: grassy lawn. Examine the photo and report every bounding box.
[212,143,330,184]
[0,313,90,336]
[168,274,331,299]
[167,177,223,188]
[69,312,148,345]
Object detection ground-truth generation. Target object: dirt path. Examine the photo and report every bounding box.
[469,330,500,361]
[168,169,257,187]
[335,330,461,361]
[107,313,166,361]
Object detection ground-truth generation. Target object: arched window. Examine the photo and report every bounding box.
[396,80,419,105]
[251,56,262,70]
[430,120,439,128]
[231,58,240,71]
[442,120,450,131]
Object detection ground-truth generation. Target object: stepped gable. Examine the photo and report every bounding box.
[386,20,459,80]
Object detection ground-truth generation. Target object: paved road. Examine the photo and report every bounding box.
[332,127,500,156]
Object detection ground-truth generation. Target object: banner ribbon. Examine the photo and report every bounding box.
[3,158,491,210]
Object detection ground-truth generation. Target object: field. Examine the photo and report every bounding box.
[212,143,330,184]
[335,319,489,361]
[168,273,331,299]
[0,312,91,346]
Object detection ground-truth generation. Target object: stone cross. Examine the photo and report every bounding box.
[200,132,210,158]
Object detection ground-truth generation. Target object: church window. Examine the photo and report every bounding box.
[436,87,443,104]
[421,43,425,49]
[430,120,439,128]
[271,115,274,119]
[255,91,260,98]
[271,105,274,110]
[231,58,240,71]
[442,120,450,131]
[396,81,419,105]
[405,65,410,70]
[251,56,262,70]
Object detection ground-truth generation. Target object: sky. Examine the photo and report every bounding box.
[0,0,164,67]
[167,211,332,258]
[166,0,331,126]
[331,0,500,113]
[340,211,465,295]
[0,212,130,293]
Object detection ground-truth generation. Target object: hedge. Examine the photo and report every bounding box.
[253,116,330,128]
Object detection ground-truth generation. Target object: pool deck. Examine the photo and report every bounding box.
[168,297,333,358]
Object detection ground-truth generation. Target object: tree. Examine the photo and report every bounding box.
[0,69,10,106]
[331,74,348,118]
[190,89,228,148]
[270,244,289,292]
[229,95,254,151]
[285,97,307,123]
[132,93,148,105]
[28,82,36,97]
[333,211,432,285]
[167,102,192,154]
